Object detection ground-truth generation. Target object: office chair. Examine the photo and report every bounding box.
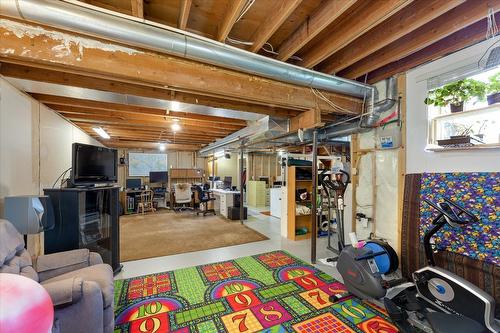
[195,185,215,216]
[174,183,193,212]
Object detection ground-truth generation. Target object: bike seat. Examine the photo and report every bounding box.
[426,312,487,333]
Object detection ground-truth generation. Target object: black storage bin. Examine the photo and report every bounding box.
[227,206,247,220]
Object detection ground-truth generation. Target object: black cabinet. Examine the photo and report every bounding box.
[43,186,121,273]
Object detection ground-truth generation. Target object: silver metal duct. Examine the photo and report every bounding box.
[318,76,398,140]
[269,77,398,145]
[198,117,288,156]
[1,0,374,98]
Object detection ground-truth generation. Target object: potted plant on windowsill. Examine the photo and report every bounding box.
[486,72,500,105]
[424,79,487,113]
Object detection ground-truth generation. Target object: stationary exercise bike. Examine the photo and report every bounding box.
[318,168,349,256]
[335,197,499,333]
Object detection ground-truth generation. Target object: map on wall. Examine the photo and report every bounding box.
[128,153,168,176]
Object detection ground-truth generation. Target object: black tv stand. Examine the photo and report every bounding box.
[43,186,121,274]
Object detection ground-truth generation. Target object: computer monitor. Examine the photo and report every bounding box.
[126,178,142,189]
[149,171,168,183]
[223,176,232,189]
[208,176,221,181]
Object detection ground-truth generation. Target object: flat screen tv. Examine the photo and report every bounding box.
[72,143,118,185]
[149,171,168,183]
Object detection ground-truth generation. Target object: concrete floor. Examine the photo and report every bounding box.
[115,207,341,281]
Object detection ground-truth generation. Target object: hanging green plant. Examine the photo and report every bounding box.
[486,72,500,105]
[424,79,487,112]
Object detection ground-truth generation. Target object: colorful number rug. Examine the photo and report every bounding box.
[114,251,398,333]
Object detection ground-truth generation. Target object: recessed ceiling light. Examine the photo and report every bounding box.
[159,143,166,151]
[92,127,110,139]
[171,101,181,111]
[171,123,181,132]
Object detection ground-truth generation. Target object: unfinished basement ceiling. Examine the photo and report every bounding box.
[76,0,499,82]
[1,0,499,150]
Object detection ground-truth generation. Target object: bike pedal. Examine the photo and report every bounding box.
[329,291,350,302]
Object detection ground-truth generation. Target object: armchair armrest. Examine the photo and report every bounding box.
[35,249,103,282]
[42,277,83,307]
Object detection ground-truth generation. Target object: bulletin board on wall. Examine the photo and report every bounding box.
[128,152,168,176]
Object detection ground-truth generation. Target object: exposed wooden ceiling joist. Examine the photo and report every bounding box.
[248,0,302,53]
[0,64,298,118]
[31,94,247,126]
[216,0,247,42]
[130,0,143,18]
[338,0,500,79]
[78,130,219,143]
[51,105,245,131]
[74,122,226,136]
[0,20,363,115]
[105,141,201,150]
[63,115,236,135]
[299,0,412,68]
[68,0,497,89]
[76,123,222,137]
[276,0,357,61]
[317,0,465,74]
[178,0,192,30]
[366,15,495,84]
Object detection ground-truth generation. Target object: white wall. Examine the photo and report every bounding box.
[0,77,102,213]
[215,153,239,186]
[406,40,500,173]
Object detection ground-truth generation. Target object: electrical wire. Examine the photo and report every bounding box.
[226,36,254,46]
[311,87,361,115]
[262,42,279,55]
[487,8,498,39]
[236,0,255,23]
[52,167,72,188]
[261,42,303,61]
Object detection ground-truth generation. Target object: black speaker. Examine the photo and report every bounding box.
[39,196,55,231]
[227,206,247,220]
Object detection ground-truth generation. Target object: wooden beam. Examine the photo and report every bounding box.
[105,141,201,150]
[85,0,131,15]
[0,22,363,114]
[52,105,245,131]
[78,130,218,143]
[277,0,357,61]
[318,0,464,74]
[300,0,412,68]
[130,0,144,18]
[217,0,248,42]
[338,0,500,79]
[62,114,235,135]
[76,123,221,136]
[249,0,303,53]
[365,16,492,84]
[0,64,298,118]
[75,124,223,142]
[33,94,247,125]
[289,108,323,132]
[178,0,192,30]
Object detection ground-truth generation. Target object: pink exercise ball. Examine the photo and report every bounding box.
[0,273,54,333]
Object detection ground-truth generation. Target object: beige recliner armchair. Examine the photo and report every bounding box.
[0,219,114,333]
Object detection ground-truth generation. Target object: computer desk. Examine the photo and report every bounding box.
[120,188,169,214]
[211,189,240,218]
[120,189,144,214]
